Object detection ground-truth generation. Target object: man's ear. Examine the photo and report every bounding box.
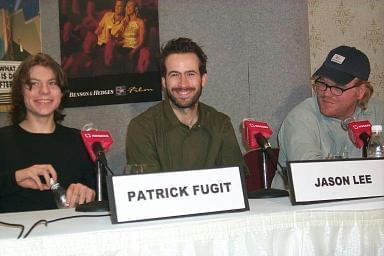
[356,83,368,100]
[202,73,208,88]
[161,77,166,89]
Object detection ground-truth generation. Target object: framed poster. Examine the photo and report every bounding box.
[0,0,41,112]
[59,0,161,107]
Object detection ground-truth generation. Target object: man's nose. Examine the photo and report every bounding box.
[322,86,333,96]
[180,74,190,87]
[39,83,50,94]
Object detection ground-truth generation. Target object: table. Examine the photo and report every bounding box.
[0,197,383,256]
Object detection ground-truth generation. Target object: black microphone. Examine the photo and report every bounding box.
[359,133,371,145]
[248,131,289,198]
[91,141,108,166]
[347,120,372,158]
[255,133,273,156]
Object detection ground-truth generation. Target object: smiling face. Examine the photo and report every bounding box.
[23,65,63,122]
[114,0,125,15]
[162,53,207,110]
[315,77,366,120]
[125,1,136,16]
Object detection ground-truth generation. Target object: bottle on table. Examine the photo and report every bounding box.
[50,178,69,209]
[367,125,384,158]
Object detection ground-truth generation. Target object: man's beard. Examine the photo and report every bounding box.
[165,85,202,109]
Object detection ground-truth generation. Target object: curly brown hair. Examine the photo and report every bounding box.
[9,53,69,124]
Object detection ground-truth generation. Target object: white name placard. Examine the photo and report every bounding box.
[107,167,249,223]
[287,158,384,204]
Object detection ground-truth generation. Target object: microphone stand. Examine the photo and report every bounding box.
[247,147,289,198]
[360,133,370,158]
[76,157,109,212]
[362,143,368,158]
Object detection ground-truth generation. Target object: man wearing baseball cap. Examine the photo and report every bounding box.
[272,45,384,189]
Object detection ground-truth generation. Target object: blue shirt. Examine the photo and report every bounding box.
[272,96,384,188]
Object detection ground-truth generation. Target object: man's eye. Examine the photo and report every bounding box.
[30,81,40,86]
[333,88,343,93]
[318,83,326,88]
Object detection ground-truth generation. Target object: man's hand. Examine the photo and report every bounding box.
[15,164,58,190]
[66,183,96,208]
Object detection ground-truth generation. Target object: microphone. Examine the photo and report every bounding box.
[255,133,272,152]
[91,141,108,166]
[347,120,372,149]
[80,128,113,163]
[242,118,289,198]
[242,119,275,163]
[77,124,114,212]
[242,119,273,150]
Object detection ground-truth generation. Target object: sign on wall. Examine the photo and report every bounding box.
[58,0,161,107]
[0,0,41,112]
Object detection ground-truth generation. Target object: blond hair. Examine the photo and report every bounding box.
[355,79,373,110]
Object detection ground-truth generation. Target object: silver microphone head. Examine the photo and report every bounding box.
[341,116,355,131]
[82,123,98,131]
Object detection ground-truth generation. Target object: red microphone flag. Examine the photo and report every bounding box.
[347,120,372,148]
[242,119,273,150]
[81,130,114,162]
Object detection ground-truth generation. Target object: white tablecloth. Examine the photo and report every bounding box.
[0,197,383,256]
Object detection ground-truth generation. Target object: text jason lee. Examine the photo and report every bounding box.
[314,175,373,187]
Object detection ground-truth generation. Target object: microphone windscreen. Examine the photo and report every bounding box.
[347,120,372,148]
[81,130,113,162]
[242,119,273,150]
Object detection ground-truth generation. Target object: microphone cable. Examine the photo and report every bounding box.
[0,221,25,239]
[104,163,115,175]
[23,213,111,239]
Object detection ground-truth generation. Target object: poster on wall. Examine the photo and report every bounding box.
[59,0,161,107]
[0,0,41,112]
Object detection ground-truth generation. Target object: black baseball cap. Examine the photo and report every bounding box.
[313,45,370,85]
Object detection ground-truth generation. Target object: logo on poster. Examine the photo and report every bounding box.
[115,86,126,96]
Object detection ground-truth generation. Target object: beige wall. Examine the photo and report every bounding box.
[308,0,384,98]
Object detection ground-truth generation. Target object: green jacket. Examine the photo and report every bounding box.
[126,100,246,173]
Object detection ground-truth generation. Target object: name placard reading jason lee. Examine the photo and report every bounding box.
[107,167,249,224]
[287,158,384,204]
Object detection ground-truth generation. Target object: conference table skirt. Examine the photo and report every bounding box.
[0,197,383,256]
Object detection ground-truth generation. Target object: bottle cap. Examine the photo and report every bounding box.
[371,125,383,133]
[49,178,59,189]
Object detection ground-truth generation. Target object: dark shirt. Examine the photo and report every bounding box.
[126,100,246,172]
[0,124,95,213]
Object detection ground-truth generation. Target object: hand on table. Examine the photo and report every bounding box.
[66,183,96,208]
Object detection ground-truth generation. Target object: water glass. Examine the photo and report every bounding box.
[124,164,156,174]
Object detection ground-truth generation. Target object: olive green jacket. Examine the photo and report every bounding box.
[126,100,246,173]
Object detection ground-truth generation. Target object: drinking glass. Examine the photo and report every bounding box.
[326,151,348,159]
[124,164,156,174]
